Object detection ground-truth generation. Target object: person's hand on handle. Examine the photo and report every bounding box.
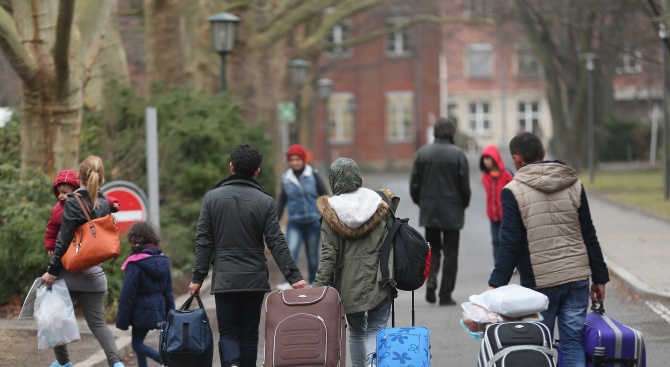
[189,282,202,296]
[485,286,496,292]
[41,272,56,287]
[591,283,606,304]
[291,280,308,289]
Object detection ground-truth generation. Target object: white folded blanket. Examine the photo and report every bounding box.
[470,284,549,319]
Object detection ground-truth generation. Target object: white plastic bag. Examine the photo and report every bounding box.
[18,278,42,319]
[470,284,549,318]
[33,279,80,350]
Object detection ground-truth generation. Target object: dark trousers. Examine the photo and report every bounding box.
[425,228,460,301]
[214,292,265,367]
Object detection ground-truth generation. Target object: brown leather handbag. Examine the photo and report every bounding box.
[61,193,121,273]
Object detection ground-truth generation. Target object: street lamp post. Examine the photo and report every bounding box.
[349,95,358,160]
[659,19,670,200]
[208,12,240,92]
[582,52,597,184]
[318,78,334,169]
[289,59,310,144]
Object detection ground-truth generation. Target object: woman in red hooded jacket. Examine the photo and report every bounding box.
[44,169,120,257]
[480,145,514,263]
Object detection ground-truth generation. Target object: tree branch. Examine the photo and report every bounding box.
[54,0,75,90]
[222,0,253,13]
[0,0,11,14]
[0,5,37,87]
[74,0,115,64]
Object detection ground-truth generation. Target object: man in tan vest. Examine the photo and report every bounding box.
[487,132,609,367]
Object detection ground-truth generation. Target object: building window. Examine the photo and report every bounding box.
[615,49,642,74]
[386,92,414,142]
[467,43,493,78]
[327,93,354,143]
[326,21,351,58]
[468,102,492,135]
[517,101,542,137]
[515,43,541,76]
[386,18,411,57]
[466,0,491,20]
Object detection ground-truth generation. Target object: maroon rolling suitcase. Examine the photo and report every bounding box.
[264,286,347,367]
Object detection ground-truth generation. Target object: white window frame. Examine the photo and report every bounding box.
[514,43,541,76]
[468,102,492,135]
[467,43,493,78]
[386,91,414,143]
[327,93,354,143]
[615,49,642,74]
[386,17,411,57]
[517,101,541,135]
[326,21,352,58]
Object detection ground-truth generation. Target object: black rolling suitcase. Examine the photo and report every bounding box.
[478,321,556,366]
[159,293,213,367]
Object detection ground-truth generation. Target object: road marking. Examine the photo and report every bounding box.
[645,301,670,324]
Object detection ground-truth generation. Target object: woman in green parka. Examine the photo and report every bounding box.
[312,157,398,367]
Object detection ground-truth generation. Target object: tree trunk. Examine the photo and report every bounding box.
[144,0,187,87]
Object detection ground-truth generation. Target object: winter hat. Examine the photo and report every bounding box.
[286,144,307,161]
[328,157,363,195]
[52,169,80,198]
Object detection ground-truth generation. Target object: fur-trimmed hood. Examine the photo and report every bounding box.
[317,188,394,240]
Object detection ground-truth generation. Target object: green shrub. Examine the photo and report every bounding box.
[598,115,652,162]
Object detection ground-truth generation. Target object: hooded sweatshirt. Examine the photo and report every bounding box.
[488,161,609,289]
[480,145,514,222]
[313,158,398,314]
[116,247,175,331]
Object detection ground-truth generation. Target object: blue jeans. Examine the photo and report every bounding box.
[215,292,265,367]
[490,221,501,263]
[286,221,322,283]
[131,328,161,367]
[537,281,589,367]
[346,297,392,367]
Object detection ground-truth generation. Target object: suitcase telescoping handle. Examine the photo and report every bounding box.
[180,293,205,311]
[390,290,415,328]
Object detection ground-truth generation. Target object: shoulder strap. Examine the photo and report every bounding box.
[73,193,93,223]
[375,190,395,217]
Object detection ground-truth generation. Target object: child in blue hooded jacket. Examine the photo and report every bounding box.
[116,222,175,367]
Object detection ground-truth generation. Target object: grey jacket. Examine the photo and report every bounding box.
[192,175,303,293]
[313,188,398,314]
[410,139,471,230]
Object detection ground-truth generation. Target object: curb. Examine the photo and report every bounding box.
[73,276,212,367]
[604,254,670,300]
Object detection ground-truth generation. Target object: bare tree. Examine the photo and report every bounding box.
[0,0,128,176]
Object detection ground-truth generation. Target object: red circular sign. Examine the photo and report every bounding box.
[104,187,148,235]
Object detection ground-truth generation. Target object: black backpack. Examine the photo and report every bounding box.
[376,191,432,291]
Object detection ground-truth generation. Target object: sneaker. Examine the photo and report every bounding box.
[425,285,436,304]
[50,362,72,367]
[275,282,292,291]
[112,363,125,367]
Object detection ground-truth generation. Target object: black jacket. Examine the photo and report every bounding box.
[410,139,471,230]
[47,189,111,277]
[192,174,303,293]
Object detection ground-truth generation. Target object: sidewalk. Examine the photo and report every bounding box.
[2,181,670,366]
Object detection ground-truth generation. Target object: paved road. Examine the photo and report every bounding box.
[4,164,670,366]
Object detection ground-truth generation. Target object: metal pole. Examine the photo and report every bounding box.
[324,96,331,170]
[663,45,669,200]
[587,67,595,183]
[220,53,227,92]
[145,107,160,229]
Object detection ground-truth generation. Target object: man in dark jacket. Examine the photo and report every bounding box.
[410,118,471,306]
[189,144,307,367]
[487,132,608,367]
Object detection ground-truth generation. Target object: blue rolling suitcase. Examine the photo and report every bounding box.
[375,291,431,367]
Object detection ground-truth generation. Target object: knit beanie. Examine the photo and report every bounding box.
[286,144,307,161]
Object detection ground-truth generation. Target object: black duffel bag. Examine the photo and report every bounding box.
[159,293,213,367]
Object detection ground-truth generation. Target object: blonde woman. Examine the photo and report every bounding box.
[41,156,126,367]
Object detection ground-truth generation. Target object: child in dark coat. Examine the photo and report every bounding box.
[116,222,175,367]
[44,169,120,257]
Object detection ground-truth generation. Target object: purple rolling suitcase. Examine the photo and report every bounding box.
[558,301,646,367]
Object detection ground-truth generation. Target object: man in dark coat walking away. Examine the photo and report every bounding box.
[189,144,307,367]
[410,118,471,306]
